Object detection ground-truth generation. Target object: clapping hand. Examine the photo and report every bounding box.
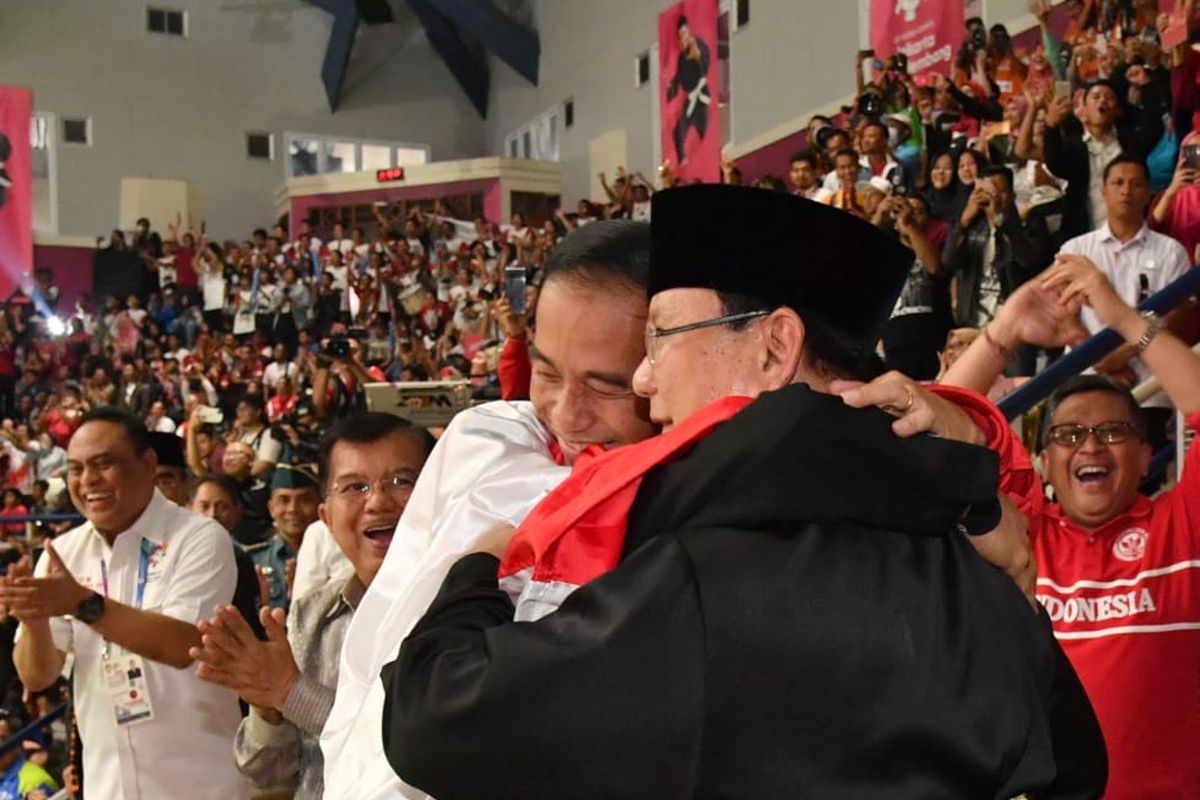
[1038,254,1137,333]
[191,603,300,721]
[0,547,90,622]
[994,278,1090,351]
[1038,255,1142,383]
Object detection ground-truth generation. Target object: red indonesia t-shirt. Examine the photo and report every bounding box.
[954,393,1200,800]
[1029,413,1200,800]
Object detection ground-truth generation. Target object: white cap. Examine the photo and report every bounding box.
[868,176,893,195]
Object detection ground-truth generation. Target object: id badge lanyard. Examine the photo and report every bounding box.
[98,539,154,658]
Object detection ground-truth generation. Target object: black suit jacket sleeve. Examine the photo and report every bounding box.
[381,541,705,800]
[1040,610,1110,799]
[999,207,1052,286]
[949,82,1003,122]
[1041,124,1081,188]
[1120,88,1166,157]
[942,220,970,276]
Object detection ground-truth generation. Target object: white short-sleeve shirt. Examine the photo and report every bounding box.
[1059,223,1193,407]
[25,490,246,800]
[201,264,227,312]
[240,427,283,466]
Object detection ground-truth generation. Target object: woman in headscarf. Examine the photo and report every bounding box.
[949,148,989,224]
[921,150,960,221]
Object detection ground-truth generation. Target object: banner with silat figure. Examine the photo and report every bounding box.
[658,0,721,184]
[0,86,32,299]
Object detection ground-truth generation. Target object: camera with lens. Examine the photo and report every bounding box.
[324,327,369,359]
[857,90,884,119]
[814,124,837,151]
[888,52,908,74]
[324,336,352,359]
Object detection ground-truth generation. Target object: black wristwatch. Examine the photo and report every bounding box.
[76,592,106,625]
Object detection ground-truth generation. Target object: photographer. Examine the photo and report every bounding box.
[268,267,312,354]
[490,283,538,400]
[953,17,993,89]
[273,399,321,466]
[1149,130,1200,259]
[988,24,1028,104]
[228,394,281,477]
[184,408,224,479]
[180,368,218,409]
[943,164,1053,340]
[312,335,373,422]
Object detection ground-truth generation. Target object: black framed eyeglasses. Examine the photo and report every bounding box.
[644,310,772,366]
[1046,421,1140,449]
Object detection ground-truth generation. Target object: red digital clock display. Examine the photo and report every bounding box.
[376,167,406,182]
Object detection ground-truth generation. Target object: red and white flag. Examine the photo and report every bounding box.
[499,395,751,620]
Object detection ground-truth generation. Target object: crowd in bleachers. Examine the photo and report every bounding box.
[0,0,1196,797]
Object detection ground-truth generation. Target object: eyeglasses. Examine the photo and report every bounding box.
[1046,421,1140,448]
[330,473,417,502]
[644,310,772,366]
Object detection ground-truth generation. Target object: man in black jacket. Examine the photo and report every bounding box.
[943,164,1054,341]
[381,187,1107,799]
[1043,79,1164,241]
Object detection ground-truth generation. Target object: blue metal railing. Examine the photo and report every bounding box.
[0,515,84,525]
[997,268,1200,420]
[0,700,69,759]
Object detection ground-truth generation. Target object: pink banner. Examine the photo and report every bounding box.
[870,0,964,81]
[0,86,32,299]
[658,0,721,184]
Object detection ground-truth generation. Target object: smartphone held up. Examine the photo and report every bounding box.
[504,266,528,315]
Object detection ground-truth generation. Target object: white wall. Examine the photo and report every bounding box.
[485,0,865,206]
[0,0,489,239]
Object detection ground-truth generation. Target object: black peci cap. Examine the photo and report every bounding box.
[648,184,913,350]
[148,431,185,469]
